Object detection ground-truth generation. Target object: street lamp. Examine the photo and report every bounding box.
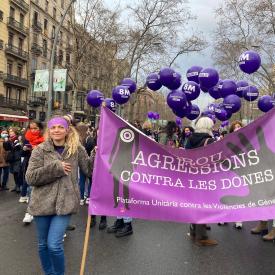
[47,0,76,119]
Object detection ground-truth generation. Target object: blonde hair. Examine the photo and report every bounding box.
[142,121,152,130]
[195,117,214,136]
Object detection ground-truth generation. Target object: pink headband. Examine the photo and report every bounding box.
[48,117,69,129]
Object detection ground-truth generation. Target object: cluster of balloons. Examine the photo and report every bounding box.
[144,49,272,126]
[147,111,160,120]
[86,78,137,112]
[145,65,222,121]
[86,49,273,123]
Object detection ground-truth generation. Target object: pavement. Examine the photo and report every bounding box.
[1,179,275,275]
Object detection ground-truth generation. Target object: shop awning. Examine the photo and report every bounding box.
[0,114,29,122]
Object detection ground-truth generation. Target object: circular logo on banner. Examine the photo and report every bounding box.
[120,129,135,143]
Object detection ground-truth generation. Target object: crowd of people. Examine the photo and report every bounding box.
[0,113,275,275]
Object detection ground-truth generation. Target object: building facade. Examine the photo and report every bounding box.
[28,0,74,122]
[0,0,30,126]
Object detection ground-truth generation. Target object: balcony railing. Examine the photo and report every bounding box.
[10,0,29,13]
[0,96,27,110]
[32,21,42,32]
[28,96,46,107]
[2,74,29,88]
[64,104,72,111]
[7,17,28,36]
[76,105,85,111]
[5,44,28,61]
[31,42,43,55]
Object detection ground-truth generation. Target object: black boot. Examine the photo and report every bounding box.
[107,219,124,233]
[99,216,107,230]
[90,215,97,228]
[115,222,133,238]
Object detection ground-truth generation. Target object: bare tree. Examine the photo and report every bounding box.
[68,0,124,112]
[213,0,275,94]
[117,0,206,121]
[68,0,206,122]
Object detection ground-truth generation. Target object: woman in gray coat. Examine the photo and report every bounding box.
[26,116,92,275]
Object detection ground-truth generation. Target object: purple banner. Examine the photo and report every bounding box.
[89,107,275,223]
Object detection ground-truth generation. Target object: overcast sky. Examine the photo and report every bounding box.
[104,0,223,110]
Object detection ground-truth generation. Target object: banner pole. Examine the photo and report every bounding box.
[80,215,92,275]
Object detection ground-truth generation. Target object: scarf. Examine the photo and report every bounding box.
[25,130,45,147]
[9,134,17,143]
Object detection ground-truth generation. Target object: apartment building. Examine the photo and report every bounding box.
[0,0,30,126]
[28,0,74,121]
[0,1,133,125]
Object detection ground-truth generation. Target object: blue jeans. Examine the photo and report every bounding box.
[34,215,71,275]
[21,179,28,197]
[0,166,9,188]
[87,179,92,198]
[79,170,86,200]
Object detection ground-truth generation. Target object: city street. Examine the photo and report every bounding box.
[1,178,275,275]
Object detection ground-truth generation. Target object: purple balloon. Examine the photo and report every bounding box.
[198,68,219,89]
[258,95,274,112]
[120,78,137,93]
[172,108,185,118]
[86,90,104,108]
[182,81,200,101]
[146,73,162,91]
[220,79,237,98]
[208,103,217,113]
[176,117,182,126]
[239,50,261,74]
[186,104,200,120]
[147,111,154,119]
[104,98,116,112]
[159,67,175,87]
[215,105,232,121]
[186,66,203,84]
[182,101,192,116]
[154,112,160,120]
[208,81,222,99]
[112,85,131,104]
[167,90,187,110]
[243,85,259,101]
[172,102,192,118]
[167,72,182,90]
[200,85,209,93]
[223,94,241,113]
[236,80,249,97]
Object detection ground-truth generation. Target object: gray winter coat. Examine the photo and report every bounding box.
[26,139,92,216]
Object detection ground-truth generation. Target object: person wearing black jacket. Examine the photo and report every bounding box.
[179,126,194,148]
[185,116,218,246]
[4,138,22,193]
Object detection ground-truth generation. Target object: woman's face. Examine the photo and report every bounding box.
[9,129,15,136]
[29,123,40,133]
[184,128,191,135]
[1,130,8,139]
[49,124,68,142]
[234,124,242,132]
